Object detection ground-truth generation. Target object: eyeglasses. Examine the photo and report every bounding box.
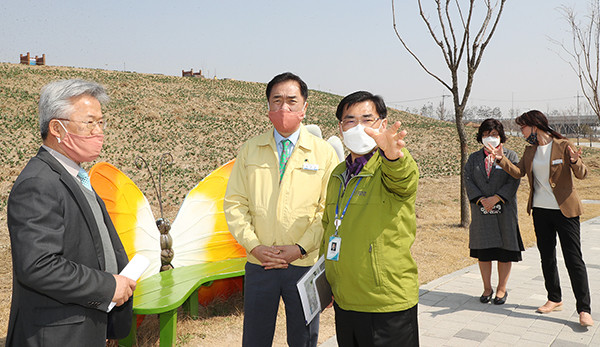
[55,118,107,130]
[341,117,380,128]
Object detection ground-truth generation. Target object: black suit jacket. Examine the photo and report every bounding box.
[6,147,132,347]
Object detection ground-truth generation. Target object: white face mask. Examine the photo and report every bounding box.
[342,124,378,155]
[482,136,500,149]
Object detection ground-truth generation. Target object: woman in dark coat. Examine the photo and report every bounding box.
[465,118,524,305]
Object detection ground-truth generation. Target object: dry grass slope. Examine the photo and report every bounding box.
[1,62,599,345]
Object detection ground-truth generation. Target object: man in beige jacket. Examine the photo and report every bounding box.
[224,72,338,346]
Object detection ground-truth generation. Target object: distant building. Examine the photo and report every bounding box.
[547,115,599,137]
[182,69,203,78]
[20,52,45,66]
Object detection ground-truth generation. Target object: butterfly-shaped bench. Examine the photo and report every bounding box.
[119,257,246,347]
[89,160,247,347]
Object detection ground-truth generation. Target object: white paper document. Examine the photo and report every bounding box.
[296,255,332,325]
[106,254,150,312]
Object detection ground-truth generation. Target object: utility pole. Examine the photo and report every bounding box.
[511,92,514,118]
[440,94,451,121]
[576,92,582,146]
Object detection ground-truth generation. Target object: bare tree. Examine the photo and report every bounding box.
[553,0,600,121]
[464,105,502,121]
[392,0,507,227]
[420,102,435,118]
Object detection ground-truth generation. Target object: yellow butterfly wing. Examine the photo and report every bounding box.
[89,162,162,279]
[170,159,247,267]
[90,160,246,279]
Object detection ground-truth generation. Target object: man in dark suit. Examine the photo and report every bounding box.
[6,79,136,346]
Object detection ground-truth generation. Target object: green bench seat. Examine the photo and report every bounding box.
[119,257,246,347]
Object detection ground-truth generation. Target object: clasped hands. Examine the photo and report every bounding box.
[251,244,302,269]
[479,195,501,212]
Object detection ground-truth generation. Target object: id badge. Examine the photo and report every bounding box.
[327,236,341,261]
[302,162,319,171]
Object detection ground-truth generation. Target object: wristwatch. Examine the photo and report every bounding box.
[296,244,307,259]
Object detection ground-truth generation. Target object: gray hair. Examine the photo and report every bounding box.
[39,79,109,139]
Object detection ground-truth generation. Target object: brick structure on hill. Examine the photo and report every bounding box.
[20,52,46,66]
[182,68,202,78]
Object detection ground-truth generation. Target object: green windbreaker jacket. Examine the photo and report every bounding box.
[320,149,419,312]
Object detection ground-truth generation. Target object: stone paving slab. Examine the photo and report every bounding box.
[320,216,600,346]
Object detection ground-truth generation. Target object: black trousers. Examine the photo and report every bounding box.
[242,262,318,347]
[334,302,419,347]
[532,208,591,313]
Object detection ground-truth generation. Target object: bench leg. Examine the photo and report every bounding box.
[118,314,137,347]
[159,309,177,347]
[183,289,199,318]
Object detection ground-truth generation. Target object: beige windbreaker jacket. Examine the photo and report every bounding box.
[224,125,339,266]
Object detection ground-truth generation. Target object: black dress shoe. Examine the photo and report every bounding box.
[493,292,508,305]
[480,290,493,303]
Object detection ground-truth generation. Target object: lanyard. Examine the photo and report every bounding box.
[334,177,363,236]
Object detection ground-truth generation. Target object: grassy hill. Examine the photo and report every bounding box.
[2,62,599,345]
[0,62,522,217]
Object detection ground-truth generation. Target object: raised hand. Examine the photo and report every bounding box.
[364,121,407,160]
[568,145,582,163]
[485,143,504,160]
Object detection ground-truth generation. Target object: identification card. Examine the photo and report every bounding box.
[326,236,341,261]
[302,162,319,171]
[552,159,563,165]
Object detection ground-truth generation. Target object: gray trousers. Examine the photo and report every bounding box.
[243,262,319,347]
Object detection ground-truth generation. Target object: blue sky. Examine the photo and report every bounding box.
[0,0,591,116]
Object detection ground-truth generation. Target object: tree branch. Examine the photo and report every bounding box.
[554,1,600,118]
[392,0,452,90]
[391,0,507,228]
[437,0,456,66]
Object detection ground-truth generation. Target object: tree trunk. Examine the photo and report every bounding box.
[454,104,470,227]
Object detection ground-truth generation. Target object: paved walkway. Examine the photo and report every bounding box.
[321,215,600,346]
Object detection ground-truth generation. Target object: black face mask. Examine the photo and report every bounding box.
[525,130,538,145]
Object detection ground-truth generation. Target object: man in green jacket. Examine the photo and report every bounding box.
[320,91,420,346]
